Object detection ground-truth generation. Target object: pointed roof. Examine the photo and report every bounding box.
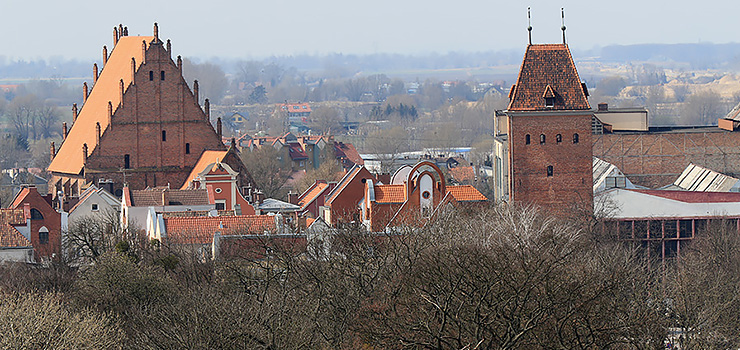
[446,185,487,202]
[164,215,276,245]
[181,150,228,189]
[507,44,590,112]
[298,181,329,209]
[48,36,155,175]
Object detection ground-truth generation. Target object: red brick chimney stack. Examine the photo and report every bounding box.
[113,27,119,46]
[96,122,101,147]
[103,46,108,65]
[107,101,113,127]
[193,80,199,104]
[142,41,147,64]
[205,98,210,119]
[131,58,136,84]
[93,63,99,84]
[119,79,125,108]
[153,22,159,41]
[217,116,222,139]
[166,39,171,57]
[83,82,89,103]
[123,26,128,36]
[72,103,78,122]
[62,122,68,139]
[82,143,88,165]
[177,55,182,72]
[119,24,124,38]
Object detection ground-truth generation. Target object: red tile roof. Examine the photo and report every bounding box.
[130,188,210,206]
[630,189,740,203]
[508,44,590,112]
[163,215,276,245]
[334,142,364,167]
[374,184,406,203]
[48,36,155,175]
[0,224,30,248]
[288,143,308,160]
[0,208,26,226]
[181,150,228,189]
[446,185,487,202]
[449,166,475,183]
[298,182,329,208]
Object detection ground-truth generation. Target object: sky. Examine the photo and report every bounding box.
[1,0,737,61]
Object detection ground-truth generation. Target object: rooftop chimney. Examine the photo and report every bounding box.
[83,82,89,103]
[72,103,78,122]
[103,46,108,65]
[193,80,199,104]
[93,63,99,84]
[62,122,68,139]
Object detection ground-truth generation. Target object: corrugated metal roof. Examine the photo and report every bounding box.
[673,163,739,192]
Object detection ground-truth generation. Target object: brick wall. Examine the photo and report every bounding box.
[508,113,593,213]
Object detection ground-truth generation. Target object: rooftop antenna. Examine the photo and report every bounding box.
[561,7,567,44]
[527,7,532,45]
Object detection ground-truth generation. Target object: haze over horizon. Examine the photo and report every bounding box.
[1,0,738,61]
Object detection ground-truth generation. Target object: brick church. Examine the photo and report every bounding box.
[495,29,594,214]
[48,24,251,209]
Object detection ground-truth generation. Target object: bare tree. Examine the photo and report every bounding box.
[241,146,292,199]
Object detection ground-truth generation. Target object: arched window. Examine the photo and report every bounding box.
[547,165,554,177]
[185,143,191,154]
[30,208,43,220]
[556,134,562,143]
[573,133,580,144]
[525,134,531,145]
[162,130,167,142]
[39,227,49,245]
[540,134,546,144]
[149,71,154,81]
[124,154,130,169]
[160,71,165,81]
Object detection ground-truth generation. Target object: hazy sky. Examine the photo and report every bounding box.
[1,0,737,60]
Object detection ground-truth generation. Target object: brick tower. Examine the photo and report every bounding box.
[504,42,593,214]
[48,24,230,207]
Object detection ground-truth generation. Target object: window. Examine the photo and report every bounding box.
[91,203,99,211]
[556,134,562,143]
[39,228,49,245]
[124,154,130,169]
[185,143,190,154]
[547,165,553,177]
[215,200,226,210]
[160,71,165,80]
[161,130,167,142]
[30,209,43,220]
[422,191,431,199]
[540,134,546,144]
[149,71,153,81]
[545,97,555,107]
[525,134,531,145]
[214,188,222,194]
[573,133,579,144]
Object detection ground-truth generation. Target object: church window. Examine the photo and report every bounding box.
[162,130,167,141]
[556,134,562,143]
[185,143,190,154]
[39,227,49,245]
[547,165,554,177]
[149,71,154,81]
[124,154,130,169]
[525,134,531,145]
[30,209,43,220]
[540,134,546,144]
[573,133,580,144]
[160,71,165,80]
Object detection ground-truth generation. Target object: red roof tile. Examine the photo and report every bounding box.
[449,166,475,183]
[181,150,228,189]
[48,36,155,175]
[0,208,26,226]
[0,224,30,248]
[374,184,406,203]
[508,44,590,112]
[334,141,364,167]
[446,185,487,202]
[164,215,276,244]
[288,143,308,160]
[130,188,210,206]
[298,182,329,208]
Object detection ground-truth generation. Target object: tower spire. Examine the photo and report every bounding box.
[527,7,532,45]
[561,7,567,44]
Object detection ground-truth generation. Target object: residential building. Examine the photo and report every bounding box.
[68,185,121,224]
[121,186,215,229]
[9,187,63,261]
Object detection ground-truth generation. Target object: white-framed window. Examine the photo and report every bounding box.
[91,203,99,211]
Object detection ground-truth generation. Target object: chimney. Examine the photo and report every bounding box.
[113,27,119,46]
[72,103,78,122]
[103,46,108,65]
[161,189,167,206]
[93,63,99,84]
[62,122,68,139]
[234,204,242,216]
[123,26,128,36]
[287,191,299,205]
[205,98,210,119]
[230,137,236,149]
[119,24,123,38]
[177,55,182,72]
[166,39,171,57]
[598,103,608,111]
[217,116,222,139]
[108,101,113,128]
[50,142,55,162]
[83,82,88,103]
[153,22,159,40]
[96,122,101,146]
[82,143,88,165]
[254,191,265,206]
[193,80,199,104]
[142,40,147,64]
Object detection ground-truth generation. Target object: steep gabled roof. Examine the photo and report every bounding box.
[446,185,487,202]
[373,184,406,204]
[48,36,155,175]
[164,215,276,245]
[507,44,590,111]
[298,182,329,208]
[181,150,228,190]
[0,224,31,248]
[130,188,210,207]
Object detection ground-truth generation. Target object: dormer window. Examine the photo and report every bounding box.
[545,97,555,107]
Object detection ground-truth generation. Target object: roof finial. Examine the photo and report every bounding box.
[561,7,567,44]
[527,7,532,45]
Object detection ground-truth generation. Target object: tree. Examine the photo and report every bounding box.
[64,209,142,264]
[248,84,268,104]
[597,76,628,96]
[344,77,370,102]
[310,106,341,135]
[182,58,228,104]
[241,146,292,199]
[681,90,725,125]
[294,160,343,194]
[363,126,410,173]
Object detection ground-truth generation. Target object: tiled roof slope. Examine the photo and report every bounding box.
[298,182,328,208]
[164,215,276,244]
[0,208,29,248]
[181,150,228,189]
[0,208,26,226]
[131,188,210,206]
[507,44,590,112]
[48,36,155,174]
[446,185,488,202]
[374,184,406,203]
